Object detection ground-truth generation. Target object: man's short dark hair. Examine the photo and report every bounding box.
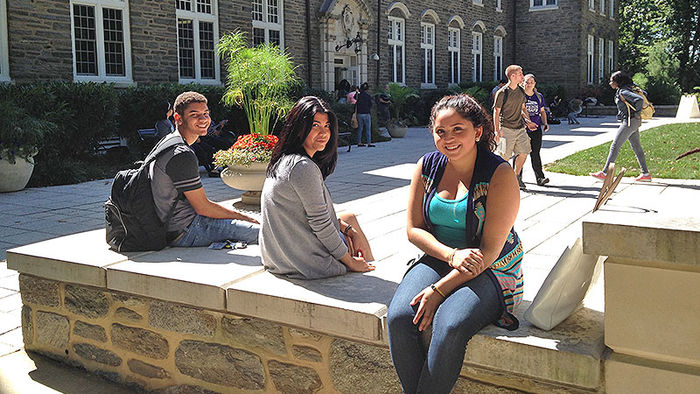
[174,91,208,116]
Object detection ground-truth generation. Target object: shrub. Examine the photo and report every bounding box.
[0,100,56,164]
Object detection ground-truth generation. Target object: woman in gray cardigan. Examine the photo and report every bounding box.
[260,96,375,279]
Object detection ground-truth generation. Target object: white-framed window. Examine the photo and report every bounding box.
[176,0,220,84]
[472,0,483,6]
[0,0,9,82]
[589,0,595,11]
[587,35,594,84]
[530,0,557,10]
[388,16,405,84]
[252,0,283,47]
[609,0,615,19]
[420,23,435,87]
[493,36,503,82]
[70,0,132,83]
[472,31,482,82]
[496,0,502,12]
[608,40,614,74]
[600,0,606,15]
[598,37,604,82]
[448,27,460,85]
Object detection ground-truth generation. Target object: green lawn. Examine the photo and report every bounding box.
[545,122,700,179]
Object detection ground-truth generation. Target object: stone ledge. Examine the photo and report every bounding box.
[582,212,699,269]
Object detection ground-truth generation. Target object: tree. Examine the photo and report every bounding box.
[665,0,700,91]
[618,0,669,76]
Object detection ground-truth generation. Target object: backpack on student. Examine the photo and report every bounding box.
[619,86,655,120]
[105,136,185,252]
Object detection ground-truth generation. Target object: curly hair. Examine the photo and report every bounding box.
[429,94,496,152]
[174,91,208,116]
[267,96,339,179]
[610,71,634,88]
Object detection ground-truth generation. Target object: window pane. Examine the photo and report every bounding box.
[177,0,191,11]
[178,19,195,79]
[199,21,215,79]
[427,48,433,84]
[389,45,395,81]
[396,45,403,82]
[252,0,263,22]
[269,29,280,47]
[253,27,265,46]
[267,0,279,24]
[197,0,212,14]
[73,4,97,75]
[103,8,125,76]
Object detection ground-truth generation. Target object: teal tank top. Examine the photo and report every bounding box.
[427,192,469,248]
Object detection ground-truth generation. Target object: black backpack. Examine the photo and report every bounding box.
[105,136,186,252]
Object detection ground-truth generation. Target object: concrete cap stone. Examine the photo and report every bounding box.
[582,211,700,269]
[6,229,137,287]
[107,245,264,311]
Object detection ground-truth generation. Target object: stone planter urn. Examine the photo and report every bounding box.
[220,161,268,205]
[387,122,408,138]
[0,157,35,193]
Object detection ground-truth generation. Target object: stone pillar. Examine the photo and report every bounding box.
[583,213,700,393]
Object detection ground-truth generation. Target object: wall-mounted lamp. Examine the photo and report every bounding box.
[335,32,363,54]
[372,53,380,61]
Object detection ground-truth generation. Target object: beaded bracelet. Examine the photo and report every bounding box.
[430,283,446,298]
[343,224,353,236]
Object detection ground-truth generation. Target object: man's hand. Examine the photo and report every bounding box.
[543,124,550,132]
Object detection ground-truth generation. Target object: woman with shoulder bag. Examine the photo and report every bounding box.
[387,94,523,393]
[590,71,652,182]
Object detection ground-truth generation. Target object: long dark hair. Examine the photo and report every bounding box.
[610,71,634,88]
[429,94,496,152]
[267,96,339,179]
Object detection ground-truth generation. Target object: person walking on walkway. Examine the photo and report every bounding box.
[355,82,375,147]
[522,74,550,186]
[590,71,652,182]
[387,94,523,394]
[493,65,537,190]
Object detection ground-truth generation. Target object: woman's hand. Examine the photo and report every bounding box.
[449,248,485,275]
[410,286,445,331]
[343,254,375,272]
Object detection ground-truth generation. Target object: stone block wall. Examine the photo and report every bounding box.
[20,274,530,393]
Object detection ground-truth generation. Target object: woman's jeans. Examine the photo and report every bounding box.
[357,113,371,144]
[171,214,259,247]
[387,257,503,394]
[528,127,545,180]
[567,108,581,123]
[603,116,649,174]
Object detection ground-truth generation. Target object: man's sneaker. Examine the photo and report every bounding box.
[635,173,652,182]
[589,171,607,180]
[517,175,527,190]
[536,177,550,186]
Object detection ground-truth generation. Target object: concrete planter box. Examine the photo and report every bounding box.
[0,157,35,193]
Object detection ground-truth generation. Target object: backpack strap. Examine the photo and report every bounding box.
[144,134,186,166]
[617,90,633,126]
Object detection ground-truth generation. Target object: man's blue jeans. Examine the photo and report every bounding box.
[171,214,259,247]
[387,257,503,394]
[356,113,371,144]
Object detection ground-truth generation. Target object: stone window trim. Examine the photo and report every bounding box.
[420,22,436,89]
[176,0,221,84]
[387,16,405,85]
[608,39,614,75]
[0,0,9,82]
[472,0,484,7]
[385,2,411,18]
[598,37,605,83]
[448,26,460,86]
[252,0,284,48]
[69,0,134,84]
[587,34,594,85]
[529,0,557,11]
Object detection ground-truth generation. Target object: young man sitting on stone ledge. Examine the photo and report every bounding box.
[152,91,259,247]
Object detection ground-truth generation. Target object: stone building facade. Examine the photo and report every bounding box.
[1,0,618,97]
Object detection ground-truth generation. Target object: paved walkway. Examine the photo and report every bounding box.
[1,115,698,392]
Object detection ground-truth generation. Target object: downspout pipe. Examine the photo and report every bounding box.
[306,0,312,86]
[376,0,381,87]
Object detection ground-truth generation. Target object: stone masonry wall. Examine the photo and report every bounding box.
[18,274,547,393]
[7,0,73,82]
